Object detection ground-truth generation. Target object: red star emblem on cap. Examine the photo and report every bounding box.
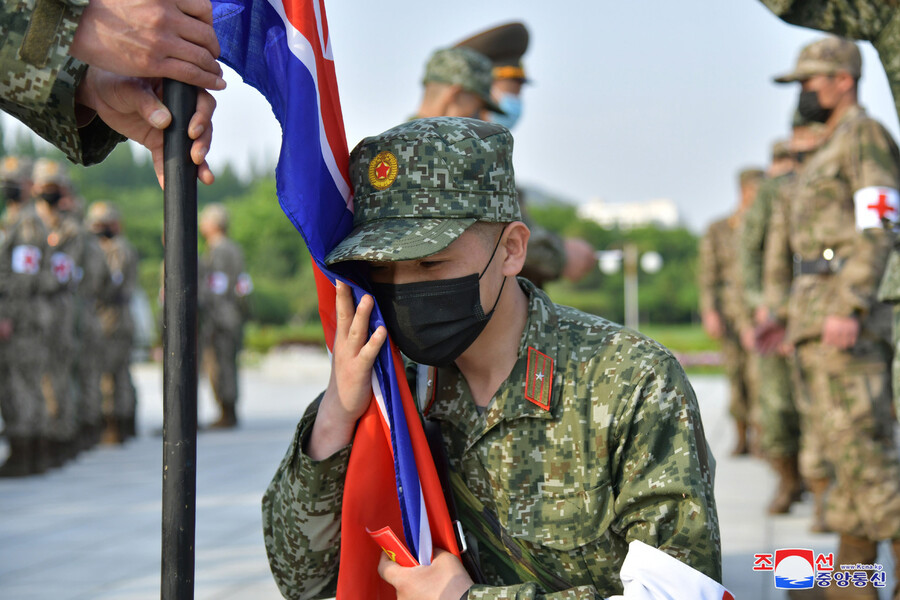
[375,160,391,180]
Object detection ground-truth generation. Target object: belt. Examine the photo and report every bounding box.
[793,250,843,277]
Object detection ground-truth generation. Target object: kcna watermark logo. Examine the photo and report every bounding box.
[753,548,886,590]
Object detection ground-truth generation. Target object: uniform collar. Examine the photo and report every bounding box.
[424,278,560,448]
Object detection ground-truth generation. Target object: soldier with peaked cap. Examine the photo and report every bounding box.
[262,117,721,599]
[698,168,764,457]
[198,203,252,429]
[0,156,52,476]
[87,201,139,444]
[454,22,597,288]
[767,36,900,593]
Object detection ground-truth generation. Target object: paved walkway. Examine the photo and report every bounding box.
[0,346,896,599]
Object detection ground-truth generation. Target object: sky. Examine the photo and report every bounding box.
[4,0,899,233]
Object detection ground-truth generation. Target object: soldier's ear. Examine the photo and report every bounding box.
[501,221,530,277]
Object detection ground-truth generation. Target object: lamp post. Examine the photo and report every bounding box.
[597,244,663,330]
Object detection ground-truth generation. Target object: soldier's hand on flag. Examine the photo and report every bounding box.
[378,547,473,600]
[822,314,860,350]
[75,68,216,188]
[308,281,386,461]
[69,0,226,91]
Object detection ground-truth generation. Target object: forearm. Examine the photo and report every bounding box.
[262,397,351,600]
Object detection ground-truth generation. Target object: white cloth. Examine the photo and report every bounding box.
[853,186,899,230]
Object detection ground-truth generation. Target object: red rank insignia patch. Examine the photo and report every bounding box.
[525,347,553,410]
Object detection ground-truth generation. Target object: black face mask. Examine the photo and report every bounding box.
[39,190,62,206]
[95,227,115,239]
[797,89,832,124]
[1,182,21,204]
[370,230,507,367]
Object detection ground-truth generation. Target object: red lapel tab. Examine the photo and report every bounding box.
[525,347,553,411]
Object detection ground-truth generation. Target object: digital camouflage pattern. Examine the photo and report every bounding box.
[0,202,51,438]
[760,0,900,120]
[326,118,520,265]
[740,173,801,458]
[698,216,758,424]
[262,279,722,599]
[773,35,862,83]
[423,48,502,114]
[199,236,250,409]
[764,105,898,346]
[0,0,123,164]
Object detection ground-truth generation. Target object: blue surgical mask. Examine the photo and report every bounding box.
[490,94,523,130]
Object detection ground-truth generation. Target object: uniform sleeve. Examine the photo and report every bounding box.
[696,227,718,316]
[828,119,900,318]
[261,394,352,600]
[762,191,793,321]
[0,0,124,164]
[740,182,774,310]
[609,356,722,583]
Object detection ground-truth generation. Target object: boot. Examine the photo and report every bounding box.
[47,439,68,469]
[0,436,33,477]
[31,437,50,475]
[807,477,832,534]
[731,420,749,456]
[100,416,124,445]
[207,404,237,430]
[122,414,137,439]
[824,535,878,599]
[768,454,802,514]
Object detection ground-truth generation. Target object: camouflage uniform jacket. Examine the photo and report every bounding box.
[199,236,250,333]
[96,234,138,339]
[262,278,722,600]
[741,173,795,313]
[0,203,53,334]
[760,0,900,123]
[764,105,900,345]
[697,215,753,333]
[0,0,124,164]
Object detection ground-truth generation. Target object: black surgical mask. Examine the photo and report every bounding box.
[39,190,62,206]
[95,227,115,239]
[797,89,832,124]
[370,230,507,367]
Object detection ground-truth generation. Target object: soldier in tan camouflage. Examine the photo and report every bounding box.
[262,117,721,599]
[87,202,139,444]
[0,156,52,477]
[764,37,900,596]
[198,204,252,430]
[698,168,764,457]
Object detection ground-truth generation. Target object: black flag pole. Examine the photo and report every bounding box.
[161,78,199,600]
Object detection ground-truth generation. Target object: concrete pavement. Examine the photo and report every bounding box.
[0,346,896,599]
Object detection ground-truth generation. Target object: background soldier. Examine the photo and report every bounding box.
[455,22,597,288]
[698,168,764,456]
[741,138,805,515]
[0,156,51,476]
[87,201,139,445]
[198,203,252,429]
[768,36,900,592]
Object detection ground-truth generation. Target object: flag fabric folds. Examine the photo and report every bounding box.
[211,0,458,597]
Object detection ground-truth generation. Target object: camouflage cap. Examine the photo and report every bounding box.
[774,36,862,83]
[423,47,504,114]
[739,167,765,187]
[0,155,33,184]
[325,117,520,265]
[32,158,69,187]
[771,139,792,161]
[454,22,530,82]
[86,201,121,228]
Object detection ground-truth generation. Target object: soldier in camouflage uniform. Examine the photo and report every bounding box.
[698,168,764,457]
[741,138,808,515]
[32,158,84,466]
[87,201,139,444]
[766,37,900,596]
[0,156,51,476]
[198,203,252,429]
[262,118,721,599]
[454,23,597,288]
